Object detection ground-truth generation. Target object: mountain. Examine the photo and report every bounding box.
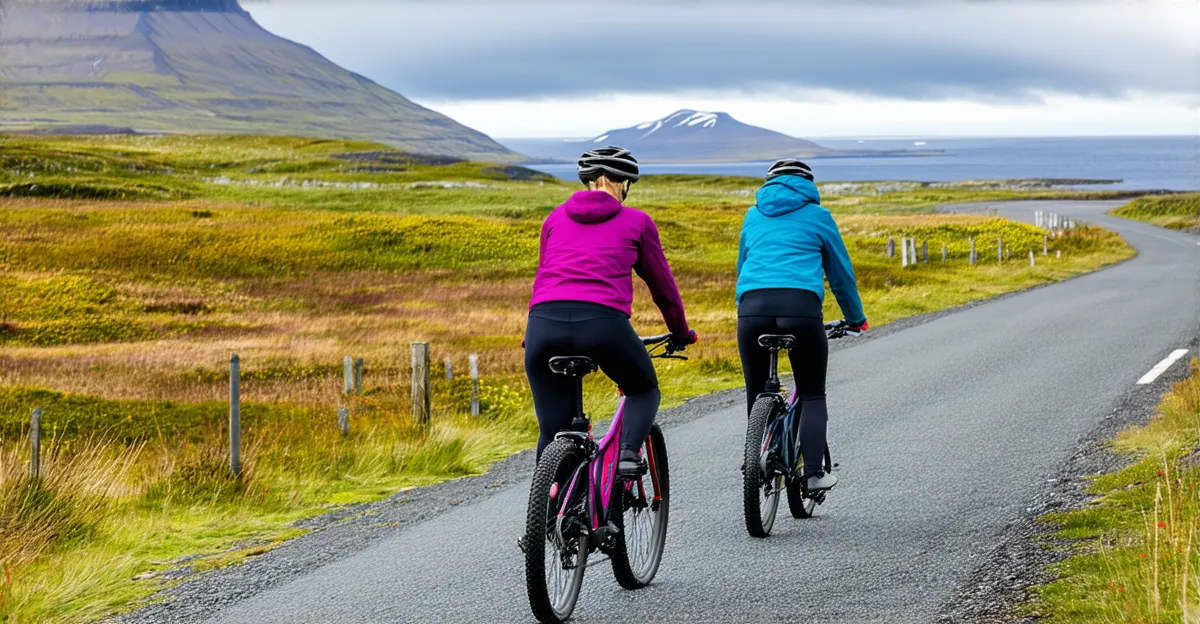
[0,0,520,161]
[502,110,842,163]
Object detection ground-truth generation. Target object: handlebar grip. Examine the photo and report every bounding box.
[640,333,672,346]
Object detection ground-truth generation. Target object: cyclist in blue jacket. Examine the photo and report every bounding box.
[737,159,868,492]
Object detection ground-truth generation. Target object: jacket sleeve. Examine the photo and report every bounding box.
[737,219,749,277]
[817,211,867,325]
[634,214,691,340]
[537,215,550,271]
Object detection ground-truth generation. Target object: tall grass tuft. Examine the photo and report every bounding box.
[0,437,139,586]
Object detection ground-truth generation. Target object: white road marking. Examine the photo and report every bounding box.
[1138,349,1191,385]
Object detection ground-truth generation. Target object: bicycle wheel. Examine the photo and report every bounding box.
[525,439,590,623]
[611,424,670,589]
[787,444,831,518]
[743,397,783,538]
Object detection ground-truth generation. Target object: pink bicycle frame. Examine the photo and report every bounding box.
[554,396,658,532]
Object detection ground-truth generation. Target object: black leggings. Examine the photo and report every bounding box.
[524,302,660,459]
[737,293,828,476]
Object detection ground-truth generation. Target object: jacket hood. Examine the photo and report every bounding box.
[754,175,821,217]
[563,190,623,224]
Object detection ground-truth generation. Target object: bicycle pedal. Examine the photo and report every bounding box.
[618,460,648,477]
[517,536,527,554]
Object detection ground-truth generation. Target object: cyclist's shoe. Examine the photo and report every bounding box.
[617,449,647,477]
[804,471,838,492]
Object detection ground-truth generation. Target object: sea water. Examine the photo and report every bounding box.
[528,136,1199,191]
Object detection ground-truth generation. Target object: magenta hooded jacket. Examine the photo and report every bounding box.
[529,191,691,340]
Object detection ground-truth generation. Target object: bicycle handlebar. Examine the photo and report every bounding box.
[825,319,865,340]
[640,333,672,346]
[641,331,695,359]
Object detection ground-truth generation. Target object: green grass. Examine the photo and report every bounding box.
[0,133,1139,622]
[1025,361,1200,623]
[1113,193,1200,233]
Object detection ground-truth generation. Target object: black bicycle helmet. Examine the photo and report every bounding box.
[578,146,640,184]
[767,158,814,180]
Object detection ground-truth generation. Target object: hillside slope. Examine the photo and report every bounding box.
[0,0,520,161]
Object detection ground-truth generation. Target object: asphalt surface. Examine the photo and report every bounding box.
[128,201,1200,623]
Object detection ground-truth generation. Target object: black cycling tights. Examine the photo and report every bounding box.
[737,313,828,476]
[524,302,660,459]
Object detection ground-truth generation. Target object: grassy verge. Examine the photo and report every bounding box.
[1028,360,1200,622]
[0,133,1137,622]
[1112,193,1200,233]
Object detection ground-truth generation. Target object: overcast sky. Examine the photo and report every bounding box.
[246,1,1200,138]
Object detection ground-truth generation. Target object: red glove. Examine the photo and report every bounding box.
[669,330,698,351]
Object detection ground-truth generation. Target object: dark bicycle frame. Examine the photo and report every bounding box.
[756,322,852,484]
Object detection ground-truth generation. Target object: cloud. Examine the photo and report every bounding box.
[248,1,1199,103]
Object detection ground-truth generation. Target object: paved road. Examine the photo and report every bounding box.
[203,201,1200,623]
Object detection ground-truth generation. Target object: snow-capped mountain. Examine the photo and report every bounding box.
[503,110,838,163]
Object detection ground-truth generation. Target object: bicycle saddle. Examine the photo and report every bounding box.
[548,356,599,377]
[757,334,796,350]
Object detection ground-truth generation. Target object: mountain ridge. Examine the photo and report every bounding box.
[0,0,520,161]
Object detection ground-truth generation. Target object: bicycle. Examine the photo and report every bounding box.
[524,333,690,623]
[742,319,861,538]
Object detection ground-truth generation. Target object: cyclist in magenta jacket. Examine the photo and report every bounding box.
[526,146,695,475]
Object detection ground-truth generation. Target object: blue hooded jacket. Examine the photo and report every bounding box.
[736,175,866,324]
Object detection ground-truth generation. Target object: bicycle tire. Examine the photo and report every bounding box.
[610,424,670,589]
[787,444,832,518]
[743,397,783,538]
[525,439,589,624]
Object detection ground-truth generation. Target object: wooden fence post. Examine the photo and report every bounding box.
[337,407,349,435]
[901,238,909,267]
[354,357,364,394]
[411,342,430,424]
[1043,235,1048,256]
[1030,250,1035,267]
[969,237,976,265]
[887,237,895,258]
[941,243,948,262]
[909,238,917,266]
[445,356,453,381]
[922,240,928,263]
[230,353,241,476]
[469,354,480,418]
[343,355,354,394]
[997,238,1003,263]
[30,408,41,480]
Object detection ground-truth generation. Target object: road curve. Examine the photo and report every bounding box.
[176,201,1200,623]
